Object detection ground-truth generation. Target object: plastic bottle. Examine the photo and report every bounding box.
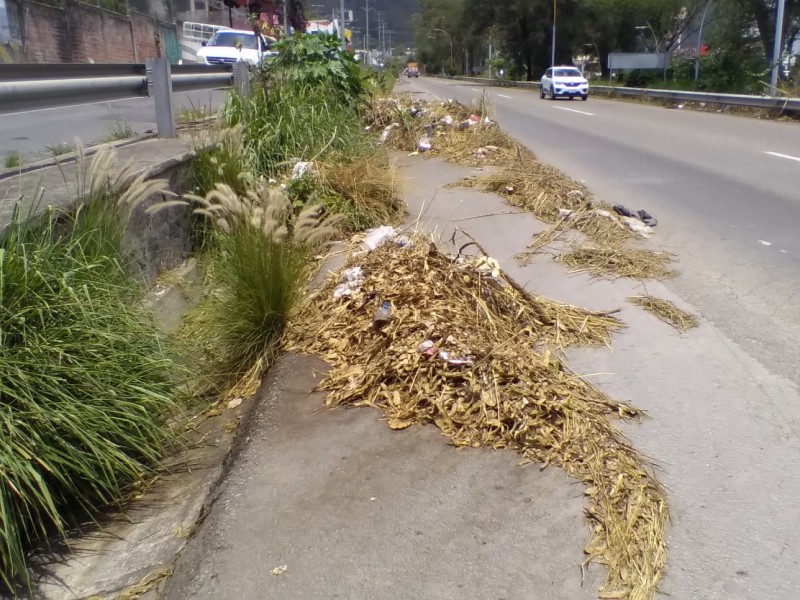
[373,301,392,327]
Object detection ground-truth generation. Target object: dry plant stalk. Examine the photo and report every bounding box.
[628,295,698,332]
[558,246,675,280]
[285,237,667,600]
[318,156,404,223]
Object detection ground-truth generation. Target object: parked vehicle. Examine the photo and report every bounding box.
[196,29,276,66]
[540,66,589,101]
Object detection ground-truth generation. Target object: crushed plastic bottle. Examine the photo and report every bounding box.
[373,301,392,328]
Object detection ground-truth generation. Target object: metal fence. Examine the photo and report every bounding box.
[0,59,249,136]
[445,76,800,112]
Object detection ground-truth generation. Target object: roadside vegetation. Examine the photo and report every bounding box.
[3,151,22,169]
[175,32,402,399]
[0,148,178,590]
[0,33,402,592]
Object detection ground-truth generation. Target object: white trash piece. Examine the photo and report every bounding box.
[291,161,314,180]
[620,216,653,238]
[361,226,397,252]
[441,115,455,126]
[558,208,574,220]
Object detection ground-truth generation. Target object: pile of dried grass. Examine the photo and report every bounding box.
[285,237,667,600]
[558,246,675,280]
[430,126,522,167]
[318,155,404,226]
[458,164,587,223]
[366,95,524,167]
[628,294,698,332]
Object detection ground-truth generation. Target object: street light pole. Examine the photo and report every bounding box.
[694,0,713,81]
[551,0,556,68]
[770,0,786,94]
[636,23,665,80]
[283,0,289,37]
[365,0,369,55]
[433,28,453,74]
[340,0,346,51]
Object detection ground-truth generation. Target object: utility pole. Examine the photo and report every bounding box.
[770,0,786,94]
[551,0,556,67]
[283,0,289,37]
[365,0,369,55]
[694,0,713,81]
[340,0,346,51]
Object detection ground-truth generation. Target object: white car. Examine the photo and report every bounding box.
[540,67,589,101]
[196,29,276,66]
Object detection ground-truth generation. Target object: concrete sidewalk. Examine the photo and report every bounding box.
[161,159,607,600]
[163,153,800,600]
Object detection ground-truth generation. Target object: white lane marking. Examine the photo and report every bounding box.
[470,88,481,92]
[781,249,787,253]
[764,151,800,163]
[0,96,143,118]
[498,94,513,99]
[759,240,772,246]
[553,106,594,116]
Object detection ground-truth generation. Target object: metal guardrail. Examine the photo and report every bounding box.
[0,60,250,136]
[446,76,800,112]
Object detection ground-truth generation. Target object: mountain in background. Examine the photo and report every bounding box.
[309,0,418,48]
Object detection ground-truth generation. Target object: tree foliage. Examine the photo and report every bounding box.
[413,0,800,89]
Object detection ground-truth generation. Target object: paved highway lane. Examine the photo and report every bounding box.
[0,89,228,161]
[403,77,800,388]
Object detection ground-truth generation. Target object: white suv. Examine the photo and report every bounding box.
[540,67,589,101]
[196,29,276,66]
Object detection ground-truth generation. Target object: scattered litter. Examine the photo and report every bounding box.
[614,205,657,228]
[483,116,494,126]
[594,209,614,219]
[418,340,436,354]
[620,216,653,238]
[373,301,392,328]
[291,161,314,180]
[227,397,243,409]
[637,209,658,227]
[370,497,377,501]
[566,189,585,203]
[612,204,638,219]
[558,208,574,220]
[394,235,414,248]
[361,226,396,252]
[759,240,772,246]
[418,124,434,152]
[473,255,501,278]
[407,151,420,157]
[333,266,365,300]
[441,115,455,126]
[378,123,400,144]
[271,565,288,577]
[468,114,481,125]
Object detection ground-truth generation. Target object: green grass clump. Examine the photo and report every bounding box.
[45,142,73,157]
[224,83,369,176]
[105,119,135,142]
[0,205,178,590]
[3,152,22,169]
[191,221,308,382]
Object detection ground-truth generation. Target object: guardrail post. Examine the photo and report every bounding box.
[146,58,176,138]
[233,61,251,97]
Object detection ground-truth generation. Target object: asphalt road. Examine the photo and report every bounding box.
[401,76,800,388]
[0,89,227,162]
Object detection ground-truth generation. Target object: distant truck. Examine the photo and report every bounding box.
[406,62,420,78]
